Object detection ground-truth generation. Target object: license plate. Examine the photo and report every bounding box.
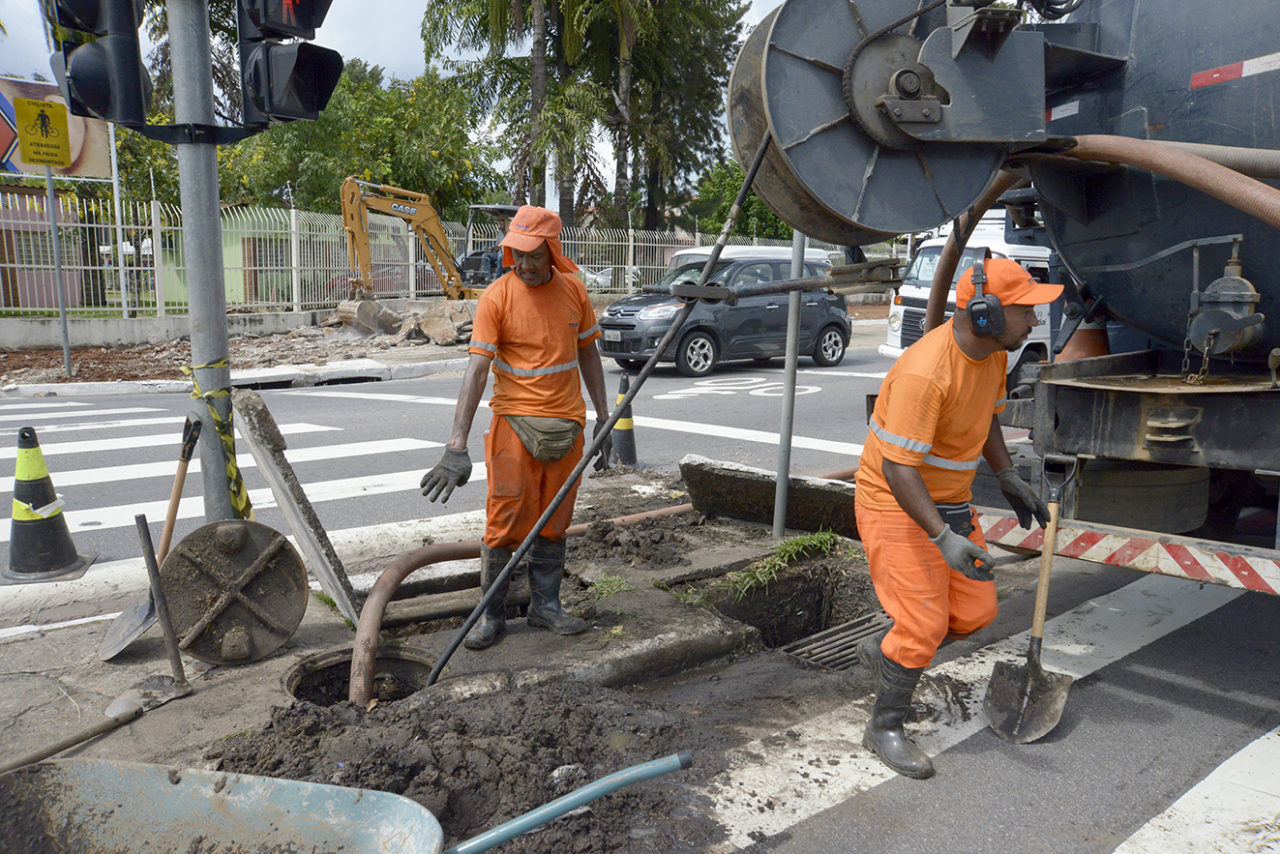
[604,330,622,342]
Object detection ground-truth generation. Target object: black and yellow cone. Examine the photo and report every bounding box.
[3,426,96,585]
[610,373,638,467]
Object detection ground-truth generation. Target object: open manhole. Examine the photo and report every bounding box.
[283,644,435,706]
[683,556,890,670]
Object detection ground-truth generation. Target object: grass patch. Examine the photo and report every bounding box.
[311,590,354,629]
[589,572,636,600]
[716,529,839,602]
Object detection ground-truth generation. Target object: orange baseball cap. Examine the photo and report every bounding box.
[956,257,1062,308]
[500,205,580,274]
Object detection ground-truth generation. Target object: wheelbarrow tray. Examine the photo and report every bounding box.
[0,758,444,853]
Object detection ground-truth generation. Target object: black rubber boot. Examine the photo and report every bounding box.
[856,628,888,678]
[464,545,513,650]
[526,537,586,636]
[863,656,936,779]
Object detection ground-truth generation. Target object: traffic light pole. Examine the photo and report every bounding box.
[167,0,237,523]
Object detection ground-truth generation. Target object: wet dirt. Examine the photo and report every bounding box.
[206,680,728,853]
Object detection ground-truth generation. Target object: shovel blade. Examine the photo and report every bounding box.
[98,592,157,661]
[984,655,1074,744]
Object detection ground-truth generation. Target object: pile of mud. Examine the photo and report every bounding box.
[207,681,725,852]
[569,516,695,569]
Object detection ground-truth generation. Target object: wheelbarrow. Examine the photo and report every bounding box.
[0,752,692,854]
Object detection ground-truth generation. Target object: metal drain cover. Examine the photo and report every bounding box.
[160,520,308,665]
[780,609,893,671]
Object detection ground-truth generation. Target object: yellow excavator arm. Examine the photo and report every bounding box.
[340,176,484,301]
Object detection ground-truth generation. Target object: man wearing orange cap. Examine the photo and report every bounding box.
[854,256,1061,779]
[420,205,612,650]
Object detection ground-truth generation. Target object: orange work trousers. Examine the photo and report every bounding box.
[483,414,584,549]
[855,502,998,669]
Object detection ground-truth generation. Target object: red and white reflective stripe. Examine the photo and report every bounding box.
[1045,101,1079,122]
[977,510,1280,596]
[1191,51,1280,90]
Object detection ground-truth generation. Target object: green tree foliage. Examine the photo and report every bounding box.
[691,155,792,240]
[215,60,500,216]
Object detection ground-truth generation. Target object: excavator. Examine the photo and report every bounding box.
[339,176,487,301]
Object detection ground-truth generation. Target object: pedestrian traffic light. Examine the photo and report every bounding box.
[237,0,343,126]
[48,0,153,126]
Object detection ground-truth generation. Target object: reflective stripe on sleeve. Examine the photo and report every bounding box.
[579,323,601,340]
[869,419,932,453]
[922,453,981,471]
[471,340,498,354]
[493,358,580,378]
[994,397,1008,408]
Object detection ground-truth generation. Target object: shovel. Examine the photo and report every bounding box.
[99,415,201,661]
[984,454,1079,744]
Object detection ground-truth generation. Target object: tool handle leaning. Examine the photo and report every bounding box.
[1030,501,1060,640]
[0,705,143,775]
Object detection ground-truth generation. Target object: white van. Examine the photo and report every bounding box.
[879,218,1052,383]
[666,244,833,271]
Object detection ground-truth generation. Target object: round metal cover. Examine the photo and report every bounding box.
[750,0,1006,235]
[159,520,308,665]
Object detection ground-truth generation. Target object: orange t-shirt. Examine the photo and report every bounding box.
[468,269,601,424]
[855,319,1007,509]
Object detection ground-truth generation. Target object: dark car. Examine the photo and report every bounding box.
[598,257,850,377]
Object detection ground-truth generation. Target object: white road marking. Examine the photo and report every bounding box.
[294,390,865,458]
[0,406,163,423]
[0,401,91,411]
[1113,726,1280,853]
[0,437,441,493]
[0,423,338,461]
[704,574,1243,851]
[798,368,888,379]
[0,416,191,437]
[0,463,487,545]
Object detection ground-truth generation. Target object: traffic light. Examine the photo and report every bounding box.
[49,0,153,126]
[237,0,343,126]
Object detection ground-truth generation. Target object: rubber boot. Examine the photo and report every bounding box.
[525,536,586,635]
[856,628,888,678]
[863,656,935,779]
[464,545,513,650]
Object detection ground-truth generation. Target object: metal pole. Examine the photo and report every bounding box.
[151,199,166,316]
[289,206,302,312]
[772,230,805,539]
[108,123,131,318]
[43,167,72,377]
[169,0,236,522]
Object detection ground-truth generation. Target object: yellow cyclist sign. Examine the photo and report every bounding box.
[14,98,72,169]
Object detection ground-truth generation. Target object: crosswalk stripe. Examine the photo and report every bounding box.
[704,574,1242,851]
[293,389,865,458]
[0,422,338,461]
[0,416,191,437]
[0,401,91,411]
[0,462,488,544]
[1113,725,1280,853]
[798,369,888,379]
[0,437,442,493]
[0,406,163,424]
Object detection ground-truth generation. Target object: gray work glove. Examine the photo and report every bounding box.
[930,526,997,581]
[996,467,1050,530]
[420,447,472,503]
[593,420,612,472]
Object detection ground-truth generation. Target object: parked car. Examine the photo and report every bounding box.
[598,254,849,377]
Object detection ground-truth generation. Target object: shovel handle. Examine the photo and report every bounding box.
[1030,500,1060,641]
[0,705,143,775]
[156,416,201,564]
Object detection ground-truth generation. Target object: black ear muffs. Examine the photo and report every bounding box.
[966,254,1005,337]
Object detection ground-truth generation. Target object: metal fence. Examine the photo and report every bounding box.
[0,189,846,318]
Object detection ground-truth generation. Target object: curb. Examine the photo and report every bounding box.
[0,356,471,398]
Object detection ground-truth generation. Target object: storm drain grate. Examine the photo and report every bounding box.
[780,609,894,671]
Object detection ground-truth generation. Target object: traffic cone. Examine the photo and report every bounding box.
[610,374,638,467]
[1058,318,1110,361]
[2,426,96,585]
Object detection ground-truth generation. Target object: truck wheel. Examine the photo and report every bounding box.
[676,331,719,377]
[812,326,847,367]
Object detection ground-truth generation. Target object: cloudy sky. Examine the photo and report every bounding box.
[1,0,771,84]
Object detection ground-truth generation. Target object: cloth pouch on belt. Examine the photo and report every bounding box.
[935,502,975,537]
[504,415,582,461]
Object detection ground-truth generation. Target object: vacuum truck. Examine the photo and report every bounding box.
[728,0,1280,597]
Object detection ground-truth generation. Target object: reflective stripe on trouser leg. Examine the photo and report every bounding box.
[483,415,584,549]
[854,503,997,669]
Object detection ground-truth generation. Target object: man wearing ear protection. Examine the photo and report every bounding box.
[853,256,1062,779]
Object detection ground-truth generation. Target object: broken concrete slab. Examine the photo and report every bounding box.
[679,454,859,538]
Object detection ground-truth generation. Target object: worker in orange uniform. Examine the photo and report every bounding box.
[854,257,1061,779]
[420,206,612,650]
